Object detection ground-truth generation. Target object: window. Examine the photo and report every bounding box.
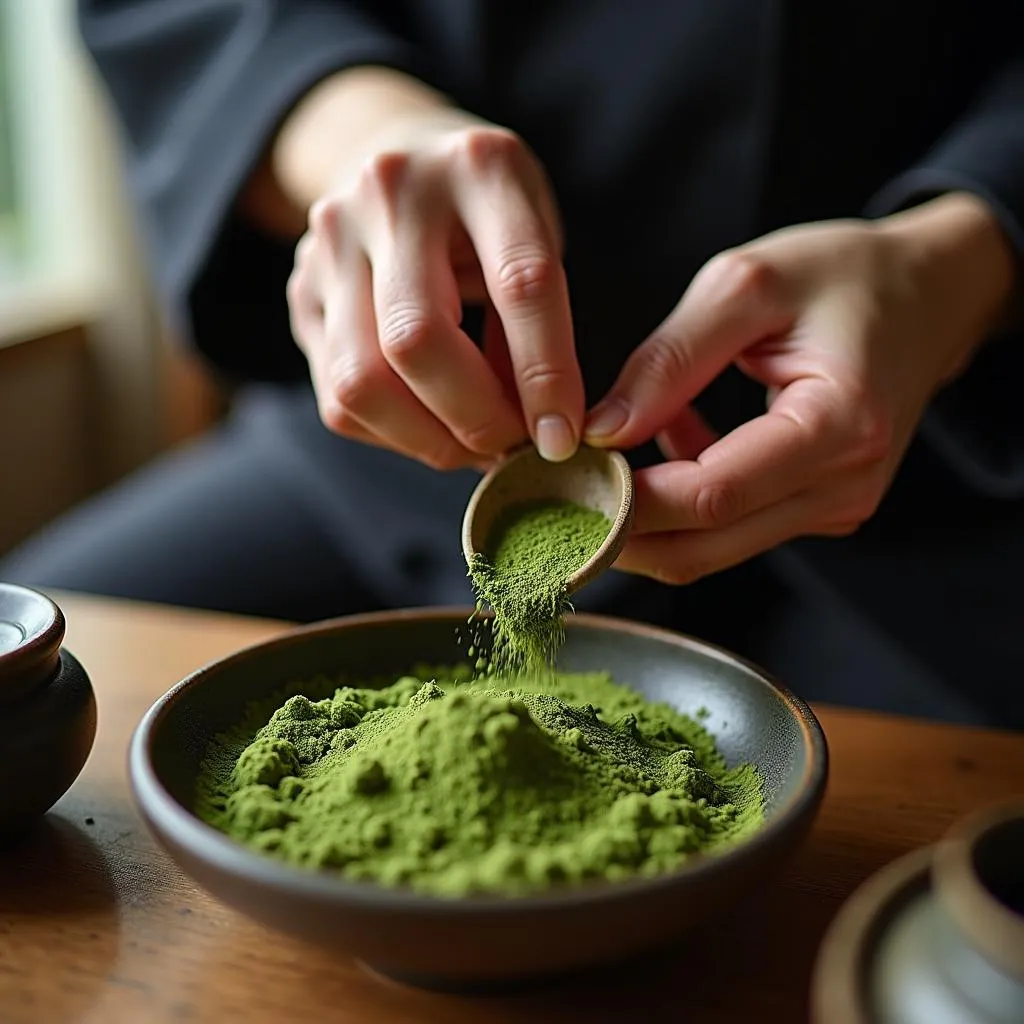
[0,0,107,339]
[0,4,22,278]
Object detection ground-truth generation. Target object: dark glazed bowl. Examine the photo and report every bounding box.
[0,583,97,833]
[129,609,827,990]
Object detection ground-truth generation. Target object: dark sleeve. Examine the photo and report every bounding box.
[77,0,434,383]
[865,53,1024,499]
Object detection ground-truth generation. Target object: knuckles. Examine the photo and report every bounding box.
[631,333,693,386]
[285,250,320,350]
[457,418,508,457]
[700,250,780,311]
[515,359,569,393]
[287,234,319,307]
[317,395,361,439]
[355,150,412,208]
[452,126,526,174]
[846,402,893,467]
[692,478,745,529]
[309,151,416,233]
[285,269,305,312]
[819,470,889,538]
[308,197,339,239]
[317,126,532,228]
[377,309,437,364]
[495,246,558,306]
[328,359,385,417]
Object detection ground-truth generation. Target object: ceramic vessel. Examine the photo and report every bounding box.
[812,800,1024,1023]
[462,444,634,594]
[0,583,97,832]
[130,608,827,992]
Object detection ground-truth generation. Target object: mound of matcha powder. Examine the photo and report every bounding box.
[196,666,763,897]
[469,498,612,673]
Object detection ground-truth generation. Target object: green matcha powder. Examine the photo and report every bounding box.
[197,667,762,897]
[468,499,612,674]
[196,497,764,897]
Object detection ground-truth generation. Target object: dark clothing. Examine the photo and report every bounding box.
[80,0,1024,464]
[3,387,975,725]
[7,1,1023,725]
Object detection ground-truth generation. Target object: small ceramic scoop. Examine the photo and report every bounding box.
[462,444,635,595]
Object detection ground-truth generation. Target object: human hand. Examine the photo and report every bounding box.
[584,193,1015,584]
[283,73,582,471]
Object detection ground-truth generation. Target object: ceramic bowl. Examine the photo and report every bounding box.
[129,609,827,990]
[0,583,97,833]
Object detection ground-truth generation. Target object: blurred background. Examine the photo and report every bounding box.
[0,0,223,558]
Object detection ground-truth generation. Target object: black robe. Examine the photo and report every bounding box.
[77,0,1024,725]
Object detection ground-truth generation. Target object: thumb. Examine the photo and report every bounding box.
[584,252,792,449]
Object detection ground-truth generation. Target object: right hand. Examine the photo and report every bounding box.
[286,109,584,471]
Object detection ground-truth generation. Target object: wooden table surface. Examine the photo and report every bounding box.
[1,592,1022,1023]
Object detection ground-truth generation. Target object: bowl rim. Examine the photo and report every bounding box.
[129,607,828,913]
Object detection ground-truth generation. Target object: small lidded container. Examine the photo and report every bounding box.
[813,800,1024,1024]
[0,583,96,833]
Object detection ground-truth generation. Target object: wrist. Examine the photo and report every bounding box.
[877,192,1016,376]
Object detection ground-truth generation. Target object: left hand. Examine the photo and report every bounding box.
[584,192,1015,585]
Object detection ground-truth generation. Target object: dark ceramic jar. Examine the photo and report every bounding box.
[813,800,1024,1024]
[0,583,97,833]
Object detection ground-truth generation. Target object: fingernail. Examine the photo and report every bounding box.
[584,400,628,442]
[535,415,577,462]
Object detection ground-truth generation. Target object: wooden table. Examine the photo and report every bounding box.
[1,593,1022,1023]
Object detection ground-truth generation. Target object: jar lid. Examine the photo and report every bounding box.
[0,583,65,701]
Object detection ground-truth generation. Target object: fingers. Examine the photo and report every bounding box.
[287,236,325,359]
[585,251,794,449]
[454,131,584,462]
[636,371,891,536]
[317,251,480,471]
[634,379,849,533]
[368,215,527,457]
[289,123,581,470]
[619,424,888,585]
[288,252,388,452]
[481,300,518,405]
[616,486,861,586]
[655,404,718,462]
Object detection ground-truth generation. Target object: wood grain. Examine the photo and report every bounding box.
[1,592,1021,1023]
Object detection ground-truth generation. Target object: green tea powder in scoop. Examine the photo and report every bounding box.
[469,499,611,673]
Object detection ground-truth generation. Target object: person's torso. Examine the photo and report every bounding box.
[392,0,1019,402]
[246,2,1024,710]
